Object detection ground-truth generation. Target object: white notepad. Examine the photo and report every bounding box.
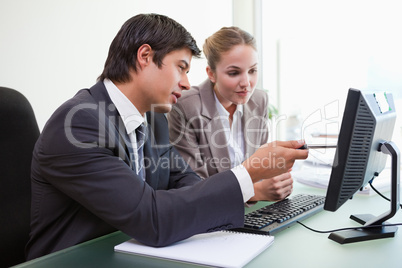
[114,231,274,268]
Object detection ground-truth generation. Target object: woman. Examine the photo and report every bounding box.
[167,26,293,202]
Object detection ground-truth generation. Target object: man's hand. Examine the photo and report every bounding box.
[242,140,308,183]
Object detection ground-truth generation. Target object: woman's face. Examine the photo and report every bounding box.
[208,44,258,110]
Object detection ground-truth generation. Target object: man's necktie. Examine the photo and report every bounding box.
[135,123,146,180]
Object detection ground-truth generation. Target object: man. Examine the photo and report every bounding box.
[26,13,308,260]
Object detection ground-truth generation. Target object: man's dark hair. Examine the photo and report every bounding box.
[98,13,201,83]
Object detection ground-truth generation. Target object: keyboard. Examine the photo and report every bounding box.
[232,194,325,235]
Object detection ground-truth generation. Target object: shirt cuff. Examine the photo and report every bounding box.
[231,165,254,203]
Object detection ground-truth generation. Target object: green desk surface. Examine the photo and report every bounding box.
[15,182,402,268]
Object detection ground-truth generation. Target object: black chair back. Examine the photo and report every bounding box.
[0,87,40,267]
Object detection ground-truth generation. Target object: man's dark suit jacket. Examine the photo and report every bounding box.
[26,81,245,260]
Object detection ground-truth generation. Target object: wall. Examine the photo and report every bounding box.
[0,0,232,129]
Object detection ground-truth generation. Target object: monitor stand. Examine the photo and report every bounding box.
[328,141,400,244]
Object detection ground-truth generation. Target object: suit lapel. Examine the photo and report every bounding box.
[199,80,230,173]
[143,122,160,189]
[88,82,133,168]
[117,117,135,170]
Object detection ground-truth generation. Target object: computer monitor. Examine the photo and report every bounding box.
[323,88,400,244]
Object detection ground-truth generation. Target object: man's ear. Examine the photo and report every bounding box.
[206,66,216,83]
[137,44,153,69]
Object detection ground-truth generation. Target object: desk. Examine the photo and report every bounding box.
[15,183,402,268]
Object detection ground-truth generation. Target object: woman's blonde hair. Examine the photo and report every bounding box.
[203,26,256,72]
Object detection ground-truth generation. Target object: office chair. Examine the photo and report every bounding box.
[0,87,40,268]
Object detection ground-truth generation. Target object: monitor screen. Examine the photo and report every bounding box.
[324,88,396,211]
[323,88,399,243]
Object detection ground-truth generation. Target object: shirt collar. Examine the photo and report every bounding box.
[103,79,146,134]
[213,92,244,118]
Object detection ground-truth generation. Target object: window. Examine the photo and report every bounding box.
[259,0,402,143]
